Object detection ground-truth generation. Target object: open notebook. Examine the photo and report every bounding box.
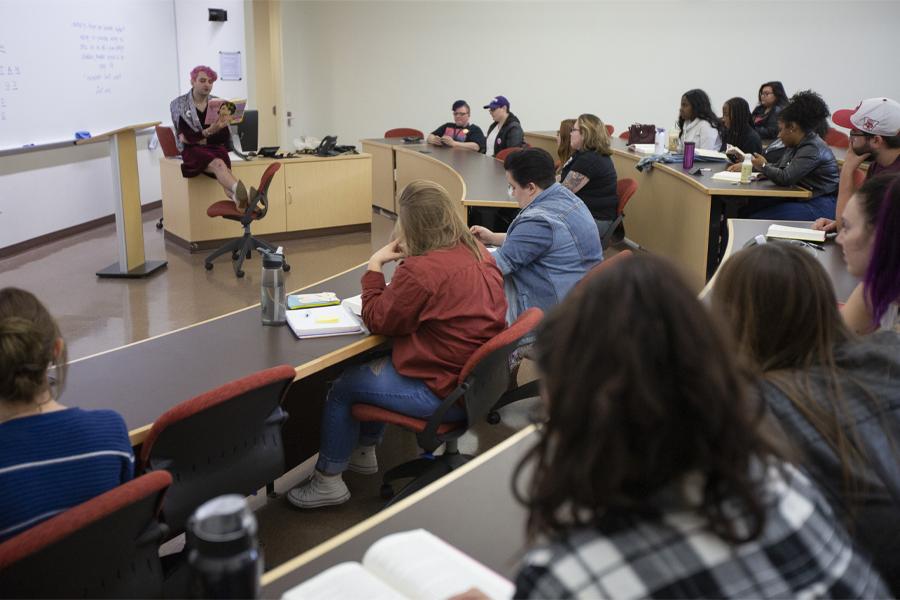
[766,224,826,243]
[282,529,515,600]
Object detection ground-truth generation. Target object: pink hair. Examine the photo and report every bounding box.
[190,65,218,82]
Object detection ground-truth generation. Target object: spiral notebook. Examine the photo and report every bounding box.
[285,304,364,339]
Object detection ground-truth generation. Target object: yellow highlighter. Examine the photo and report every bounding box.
[315,316,340,324]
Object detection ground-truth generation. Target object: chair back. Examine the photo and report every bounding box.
[139,365,295,536]
[616,178,638,215]
[455,308,543,427]
[495,147,523,162]
[619,130,630,140]
[824,127,850,148]
[0,471,171,598]
[605,124,615,136]
[384,128,424,139]
[155,125,180,158]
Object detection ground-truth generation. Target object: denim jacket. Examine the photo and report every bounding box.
[493,183,602,321]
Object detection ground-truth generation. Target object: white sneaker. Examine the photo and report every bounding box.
[287,471,350,508]
[348,445,378,475]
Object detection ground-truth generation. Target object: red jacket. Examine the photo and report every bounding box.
[361,242,507,399]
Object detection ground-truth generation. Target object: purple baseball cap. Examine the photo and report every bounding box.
[483,95,510,110]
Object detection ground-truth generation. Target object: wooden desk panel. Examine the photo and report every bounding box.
[361,141,397,213]
[285,158,372,231]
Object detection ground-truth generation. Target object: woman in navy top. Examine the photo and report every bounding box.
[0,288,133,542]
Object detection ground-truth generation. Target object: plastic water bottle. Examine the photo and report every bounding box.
[740,154,753,184]
[655,128,667,155]
[186,495,263,599]
[260,247,286,325]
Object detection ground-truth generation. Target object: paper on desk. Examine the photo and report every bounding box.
[711,171,761,184]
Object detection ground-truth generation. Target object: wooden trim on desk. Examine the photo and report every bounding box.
[260,424,538,587]
[699,218,737,300]
[293,334,386,380]
[462,198,519,208]
[394,145,468,202]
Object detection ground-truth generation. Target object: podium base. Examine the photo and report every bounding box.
[96,260,168,279]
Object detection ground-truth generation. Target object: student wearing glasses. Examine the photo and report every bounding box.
[813,97,900,233]
[427,100,486,153]
[751,81,789,141]
[559,114,618,240]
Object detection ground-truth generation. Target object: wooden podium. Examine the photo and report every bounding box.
[77,122,168,278]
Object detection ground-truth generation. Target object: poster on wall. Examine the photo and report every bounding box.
[219,50,241,81]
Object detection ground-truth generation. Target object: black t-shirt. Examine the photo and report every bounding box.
[430,122,487,154]
[723,127,763,156]
[560,150,618,220]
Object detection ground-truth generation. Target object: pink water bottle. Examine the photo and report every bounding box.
[683,142,695,169]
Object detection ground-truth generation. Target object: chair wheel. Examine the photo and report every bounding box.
[204,262,213,271]
[236,269,245,278]
[155,221,163,230]
[231,251,240,261]
[486,411,501,425]
[379,484,394,500]
[282,263,291,272]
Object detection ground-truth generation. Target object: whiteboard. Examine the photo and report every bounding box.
[0,0,179,150]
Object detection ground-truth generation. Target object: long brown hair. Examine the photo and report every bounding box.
[556,118,575,167]
[711,243,875,499]
[0,287,67,404]
[514,255,784,544]
[396,179,481,261]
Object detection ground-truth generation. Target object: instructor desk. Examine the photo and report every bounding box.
[525,132,812,292]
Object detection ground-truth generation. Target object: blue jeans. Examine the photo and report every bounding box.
[316,356,466,475]
[742,194,837,221]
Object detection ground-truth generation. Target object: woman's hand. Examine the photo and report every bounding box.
[441,135,457,148]
[368,239,405,272]
[750,153,767,169]
[726,163,742,172]
[470,225,498,246]
[812,218,837,233]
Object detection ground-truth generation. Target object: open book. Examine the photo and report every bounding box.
[282,529,515,600]
[694,148,729,161]
[285,303,365,339]
[711,170,761,184]
[204,98,248,125]
[766,224,826,243]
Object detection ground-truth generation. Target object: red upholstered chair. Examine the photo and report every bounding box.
[155,125,181,158]
[0,471,171,598]
[139,365,296,537]
[853,167,866,189]
[384,128,425,139]
[619,130,630,140]
[605,124,615,136]
[204,162,290,278]
[602,178,639,249]
[351,308,543,504]
[825,127,850,149]
[495,146,524,162]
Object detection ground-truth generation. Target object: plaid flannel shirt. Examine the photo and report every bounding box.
[515,462,888,599]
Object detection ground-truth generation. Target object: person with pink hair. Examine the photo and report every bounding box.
[169,65,248,208]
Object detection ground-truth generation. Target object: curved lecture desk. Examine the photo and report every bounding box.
[700,218,859,302]
[525,132,812,292]
[64,264,389,463]
[361,138,513,224]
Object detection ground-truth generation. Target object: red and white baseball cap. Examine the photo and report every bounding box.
[832,97,900,136]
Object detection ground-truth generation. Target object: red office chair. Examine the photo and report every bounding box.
[0,471,172,598]
[351,308,543,505]
[602,178,639,249]
[824,127,850,149]
[495,147,524,162]
[155,125,181,158]
[384,128,425,139]
[139,365,296,538]
[605,124,615,136]
[852,166,866,189]
[619,130,630,140]
[204,162,290,278]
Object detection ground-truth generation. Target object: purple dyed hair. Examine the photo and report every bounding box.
[860,173,900,326]
[190,65,218,82]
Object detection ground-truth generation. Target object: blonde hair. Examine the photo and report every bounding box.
[0,288,66,405]
[396,180,482,261]
[577,113,612,156]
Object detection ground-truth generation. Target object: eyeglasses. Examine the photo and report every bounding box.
[760,91,774,96]
[849,131,872,138]
[453,111,469,117]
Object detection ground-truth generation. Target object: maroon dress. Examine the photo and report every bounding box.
[177,106,231,178]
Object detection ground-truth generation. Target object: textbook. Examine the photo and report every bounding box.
[282,529,515,600]
[711,171,761,184]
[285,304,365,339]
[204,98,248,125]
[287,292,340,310]
[766,224,826,243]
[694,148,730,161]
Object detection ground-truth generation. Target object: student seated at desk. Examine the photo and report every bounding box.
[512,255,889,599]
[0,288,133,542]
[554,118,575,172]
[712,242,900,592]
[730,90,839,221]
[470,148,602,323]
[721,97,762,156]
[287,181,507,508]
[836,174,900,334]
[751,81,789,142]
[677,88,723,152]
[169,65,249,209]
[427,100,487,153]
[559,114,618,239]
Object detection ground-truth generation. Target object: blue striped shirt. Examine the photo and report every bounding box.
[0,408,134,541]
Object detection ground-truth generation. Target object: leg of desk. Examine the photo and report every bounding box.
[706,195,725,281]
